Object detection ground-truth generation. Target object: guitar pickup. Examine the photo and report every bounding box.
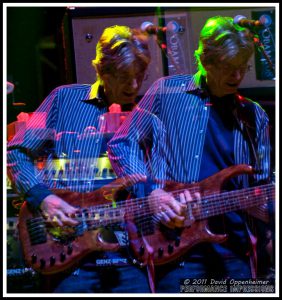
[26,217,47,245]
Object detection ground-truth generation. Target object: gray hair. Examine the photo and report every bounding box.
[194,16,254,74]
[92,25,151,79]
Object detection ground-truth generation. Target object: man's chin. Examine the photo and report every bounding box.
[122,95,136,104]
[224,86,238,94]
[226,82,239,89]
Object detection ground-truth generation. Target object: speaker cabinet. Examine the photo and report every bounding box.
[61,6,275,95]
[62,7,167,96]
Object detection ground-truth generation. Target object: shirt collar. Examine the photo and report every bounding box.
[81,81,109,109]
[185,72,242,110]
[185,72,209,99]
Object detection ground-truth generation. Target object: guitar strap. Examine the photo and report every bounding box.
[128,185,156,293]
[233,94,274,279]
[147,252,156,293]
[233,94,259,279]
[233,94,260,176]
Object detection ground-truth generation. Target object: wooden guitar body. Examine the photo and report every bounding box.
[126,165,272,266]
[18,165,274,274]
[18,189,121,275]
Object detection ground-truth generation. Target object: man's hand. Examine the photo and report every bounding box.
[40,194,79,227]
[149,189,199,229]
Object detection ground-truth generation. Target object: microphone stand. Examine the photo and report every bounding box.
[153,7,187,76]
[154,24,185,75]
[252,33,275,76]
[156,12,169,76]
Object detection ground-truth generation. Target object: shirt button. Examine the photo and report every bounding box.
[195,155,199,159]
[199,130,203,134]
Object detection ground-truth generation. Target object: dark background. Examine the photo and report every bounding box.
[7,7,67,123]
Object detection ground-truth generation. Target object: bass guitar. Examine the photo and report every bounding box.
[18,164,274,274]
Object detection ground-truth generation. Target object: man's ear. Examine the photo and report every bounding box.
[100,73,109,81]
[100,73,111,87]
[202,61,211,71]
[199,57,210,73]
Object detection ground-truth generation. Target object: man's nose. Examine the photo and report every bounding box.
[231,69,243,80]
[128,78,138,89]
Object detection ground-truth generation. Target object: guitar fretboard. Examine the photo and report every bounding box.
[190,184,274,220]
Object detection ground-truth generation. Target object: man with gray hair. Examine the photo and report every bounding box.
[7,25,152,292]
[108,16,274,292]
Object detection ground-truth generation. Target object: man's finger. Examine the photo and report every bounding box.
[184,190,193,202]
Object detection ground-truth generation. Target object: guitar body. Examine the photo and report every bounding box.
[18,188,122,275]
[126,164,254,266]
[126,217,227,267]
[18,165,273,274]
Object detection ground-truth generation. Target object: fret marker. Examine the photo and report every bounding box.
[254,187,262,196]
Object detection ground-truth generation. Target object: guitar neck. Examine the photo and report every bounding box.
[72,183,274,228]
[75,205,126,230]
[191,183,274,221]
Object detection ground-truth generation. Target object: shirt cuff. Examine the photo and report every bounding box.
[133,178,160,198]
[25,183,53,209]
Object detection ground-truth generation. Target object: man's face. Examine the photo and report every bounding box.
[205,54,251,98]
[101,64,146,105]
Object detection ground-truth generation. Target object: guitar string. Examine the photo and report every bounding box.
[113,185,274,229]
[24,184,274,258]
[37,184,274,228]
[75,183,273,215]
[41,185,274,224]
[26,185,273,245]
[76,184,273,218]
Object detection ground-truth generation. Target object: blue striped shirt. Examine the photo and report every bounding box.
[7,82,125,208]
[108,74,271,190]
[108,74,272,258]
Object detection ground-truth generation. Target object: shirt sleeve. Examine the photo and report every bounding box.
[108,78,167,195]
[234,100,272,187]
[7,87,59,206]
[25,183,54,209]
[253,103,271,183]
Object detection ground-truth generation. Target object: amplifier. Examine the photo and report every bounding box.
[61,7,193,95]
[7,217,25,269]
